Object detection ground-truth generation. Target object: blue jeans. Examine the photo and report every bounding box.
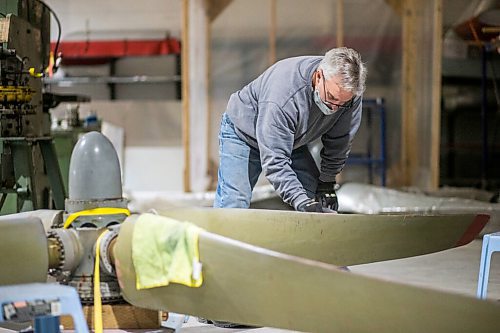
[214,113,319,208]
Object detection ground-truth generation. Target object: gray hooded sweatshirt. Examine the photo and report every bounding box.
[225,56,362,209]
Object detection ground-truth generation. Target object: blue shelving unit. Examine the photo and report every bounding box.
[347,98,387,186]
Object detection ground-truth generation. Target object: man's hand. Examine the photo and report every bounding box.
[296,198,336,213]
[315,180,339,211]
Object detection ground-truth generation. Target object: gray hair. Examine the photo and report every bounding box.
[318,47,367,96]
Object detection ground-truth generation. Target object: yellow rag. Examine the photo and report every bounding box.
[132,213,203,289]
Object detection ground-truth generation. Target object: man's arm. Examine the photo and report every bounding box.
[319,97,363,182]
[256,102,310,210]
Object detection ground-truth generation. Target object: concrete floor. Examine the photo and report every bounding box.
[172,239,500,332]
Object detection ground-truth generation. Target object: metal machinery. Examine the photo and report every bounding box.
[0,0,65,213]
[48,131,128,303]
[0,131,128,332]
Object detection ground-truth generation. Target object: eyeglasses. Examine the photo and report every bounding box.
[321,74,354,109]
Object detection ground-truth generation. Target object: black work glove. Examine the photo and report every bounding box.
[315,180,339,211]
[296,198,336,213]
[296,199,323,212]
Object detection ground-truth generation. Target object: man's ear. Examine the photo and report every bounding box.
[315,70,322,84]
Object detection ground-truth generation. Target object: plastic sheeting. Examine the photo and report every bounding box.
[126,184,279,213]
[337,182,500,235]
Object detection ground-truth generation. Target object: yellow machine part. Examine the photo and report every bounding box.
[0,86,33,104]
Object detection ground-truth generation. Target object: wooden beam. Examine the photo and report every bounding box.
[269,0,277,65]
[430,0,443,189]
[482,26,500,33]
[401,0,418,187]
[206,0,233,22]
[206,3,213,188]
[60,305,161,330]
[182,0,211,192]
[182,0,191,192]
[400,0,442,189]
[204,0,232,189]
[385,0,402,16]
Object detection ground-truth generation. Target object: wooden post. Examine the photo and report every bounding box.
[207,0,233,22]
[182,0,190,192]
[205,0,233,190]
[385,0,402,15]
[183,0,228,192]
[401,0,417,187]
[205,3,213,189]
[400,0,442,189]
[430,0,443,190]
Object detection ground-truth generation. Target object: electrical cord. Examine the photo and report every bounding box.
[35,0,61,59]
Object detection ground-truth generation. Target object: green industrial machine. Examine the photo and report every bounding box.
[0,0,65,214]
[52,129,81,194]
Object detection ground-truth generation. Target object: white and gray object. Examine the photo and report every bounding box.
[337,182,500,234]
[63,132,128,231]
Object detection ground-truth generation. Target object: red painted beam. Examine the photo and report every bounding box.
[51,38,181,65]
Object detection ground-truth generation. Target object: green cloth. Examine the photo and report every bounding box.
[132,213,203,289]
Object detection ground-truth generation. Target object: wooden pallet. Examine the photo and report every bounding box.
[60,304,162,330]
